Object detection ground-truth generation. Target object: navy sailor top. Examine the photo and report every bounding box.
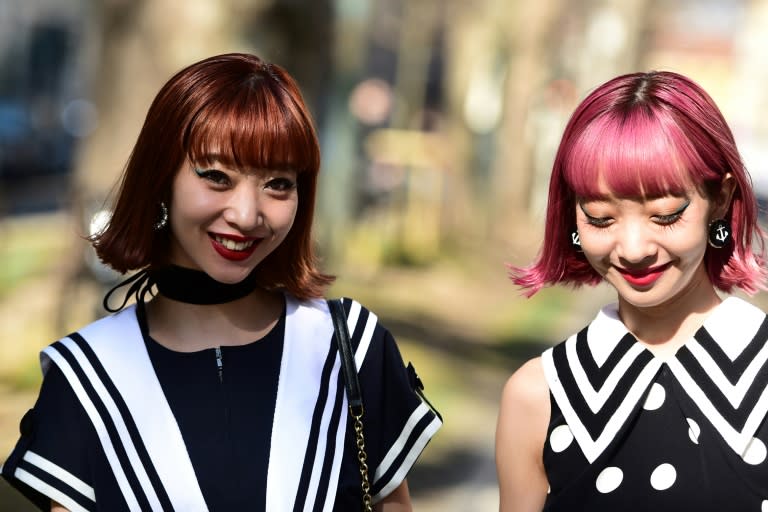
[2,296,441,511]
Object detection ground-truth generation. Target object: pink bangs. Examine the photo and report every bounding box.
[564,106,721,199]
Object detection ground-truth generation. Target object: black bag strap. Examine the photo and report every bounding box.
[328,298,372,511]
[328,298,363,414]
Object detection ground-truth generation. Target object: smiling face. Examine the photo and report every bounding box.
[575,181,721,312]
[167,160,299,284]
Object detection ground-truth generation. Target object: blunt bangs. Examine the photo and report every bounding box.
[184,77,320,175]
[564,107,720,199]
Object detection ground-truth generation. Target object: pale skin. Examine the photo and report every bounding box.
[496,176,735,511]
[51,160,413,511]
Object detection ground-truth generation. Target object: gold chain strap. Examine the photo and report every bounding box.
[352,407,373,512]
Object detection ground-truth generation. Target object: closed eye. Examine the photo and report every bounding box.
[654,200,690,225]
[579,203,613,227]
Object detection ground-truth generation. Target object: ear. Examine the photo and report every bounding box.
[710,173,735,220]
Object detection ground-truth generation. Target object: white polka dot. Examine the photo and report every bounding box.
[742,437,767,465]
[761,499,768,512]
[687,418,700,444]
[595,466,623,494]
[650,463,677,490]
[642,383,666,410]
[550,425,574,453]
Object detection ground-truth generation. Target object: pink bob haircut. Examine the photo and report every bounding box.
[93,53,334,300]
[511,70,767,297]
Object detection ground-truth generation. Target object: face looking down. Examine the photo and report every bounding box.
[575,180,730,312]
[167,160,299,284]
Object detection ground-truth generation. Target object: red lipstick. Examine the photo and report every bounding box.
[209,233,260,261]
[617,263,671,287]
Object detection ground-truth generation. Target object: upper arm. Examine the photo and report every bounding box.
[51,500,69,511]
[375,480,411,511]
[2,364,95,511]
[495,357,551,512]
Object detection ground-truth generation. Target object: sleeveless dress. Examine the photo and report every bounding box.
[1,296,441,511]
[542,297,768,511]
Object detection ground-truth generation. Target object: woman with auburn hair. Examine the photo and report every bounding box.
[496,71,768,511]
[2,53,440,512]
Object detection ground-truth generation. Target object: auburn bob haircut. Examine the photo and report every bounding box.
[510,71,767,296]
[93,53,333,299]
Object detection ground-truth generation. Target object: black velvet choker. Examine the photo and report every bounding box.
[103,265,260,312]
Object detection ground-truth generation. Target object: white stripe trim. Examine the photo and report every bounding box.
[354,309,377,370]
[668,357,768,456]
[372,415,442,503]
[686,338,768,408]
[374,402,431,481]
[566,335,647,413]
[15,467,90,512]
[346,299,362,337]
[42,345,142,512]
[542,347,662,463]
[321,389,350,512]
[23,451,95,501]
[74,306,207,511]
[266,297,344,511]
[303,355,343,512]
[60,337,164,512]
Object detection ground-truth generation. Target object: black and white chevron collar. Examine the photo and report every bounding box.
[543,297,768,463]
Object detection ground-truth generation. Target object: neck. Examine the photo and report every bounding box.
[617,267,722,357]
[144,287,285,352]
[151,264,260,305]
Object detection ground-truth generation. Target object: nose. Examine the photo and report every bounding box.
[614,221,658,265]
[222,184,263,231]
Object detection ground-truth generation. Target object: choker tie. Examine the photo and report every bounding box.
[103,265,260,312]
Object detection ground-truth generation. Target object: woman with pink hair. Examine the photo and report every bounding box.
[496,71,768,511]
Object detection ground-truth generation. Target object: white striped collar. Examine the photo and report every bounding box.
[37,296,375,512]
[544,297,768,463]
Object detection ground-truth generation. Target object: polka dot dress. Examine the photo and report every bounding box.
[541,298,768,511]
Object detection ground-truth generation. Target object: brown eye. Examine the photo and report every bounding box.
[266,177,296,192]
[194,168,230,186]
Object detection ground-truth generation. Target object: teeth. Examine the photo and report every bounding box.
[215,236,255,251]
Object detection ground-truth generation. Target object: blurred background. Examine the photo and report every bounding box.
[3,0,768,509]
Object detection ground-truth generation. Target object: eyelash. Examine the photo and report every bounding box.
[194,168,296,192]
[581,201,690,228]
[194,168,230,186]
[584,215,612,228]
[654,200,690,226]
[266,177,296,192]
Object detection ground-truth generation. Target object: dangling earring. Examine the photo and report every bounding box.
[708,219,731,248]
[154,202,168,231]
[570,230,583,252]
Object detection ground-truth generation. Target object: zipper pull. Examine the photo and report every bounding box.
[215,347,223,383]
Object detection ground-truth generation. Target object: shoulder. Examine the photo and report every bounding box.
[40,306,141,374]
[500,357,550,419]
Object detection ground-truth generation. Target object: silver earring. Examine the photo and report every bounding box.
[154,202,168,231]
[570,230,583,252]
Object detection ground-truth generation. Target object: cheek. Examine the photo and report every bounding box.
[271,198,299,233]
[579,230,612,258]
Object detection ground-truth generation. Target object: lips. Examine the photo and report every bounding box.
[209,233,261,261]
[617,262,672,287]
